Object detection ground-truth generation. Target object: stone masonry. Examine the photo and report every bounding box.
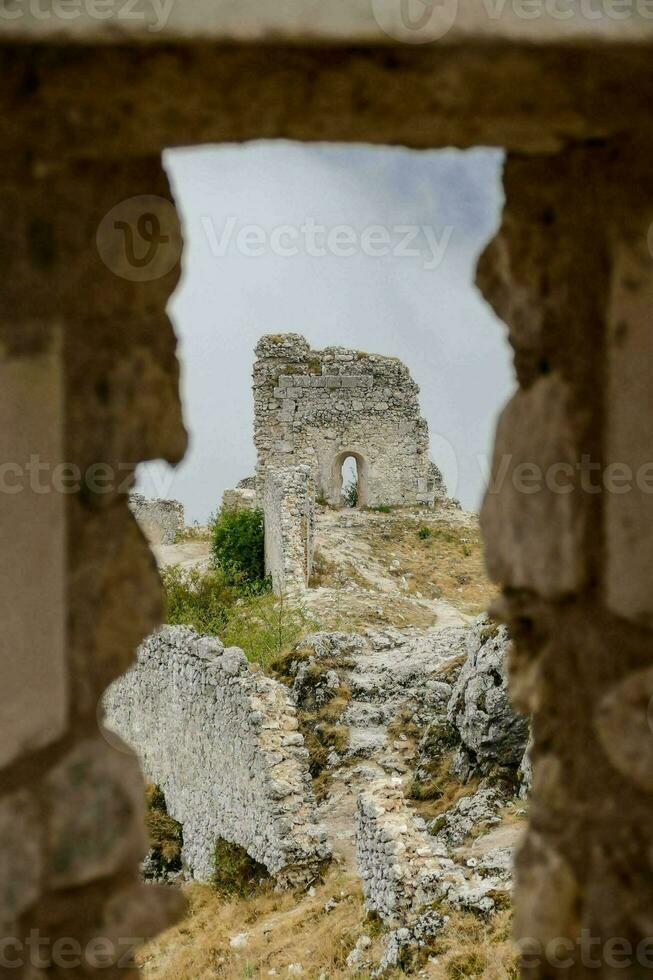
[253,334,442,509]
[129,493,184,545]
[5,11,653,978]
[356,779,513,927]
[263,465,315,595]
[104,626,330,886]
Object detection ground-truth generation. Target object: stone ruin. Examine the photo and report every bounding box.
[7,11,653,973]
[129,493,184,546]
[104,626,330,887]
[253,334,444,510]
[244,333,446,594]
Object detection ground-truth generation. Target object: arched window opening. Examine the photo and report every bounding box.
[340,455,359,508]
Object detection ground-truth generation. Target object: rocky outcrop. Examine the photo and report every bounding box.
[448,616,529,779]
[429,781,507,848]
[104,626,330,887]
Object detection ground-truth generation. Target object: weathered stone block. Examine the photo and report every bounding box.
[45,737,146,889]
[0,340,67,768]
[481,374,587,598]
[0,789,41,930]
[605,236,653,624]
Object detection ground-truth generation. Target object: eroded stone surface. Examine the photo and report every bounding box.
[45,736,147,890]
[448,615,529,778]
[0,789,41,930]
[104,626,330,885]
[129,493,184,546]
[481,375,587,598]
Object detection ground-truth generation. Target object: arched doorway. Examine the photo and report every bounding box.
[331,450,368,508]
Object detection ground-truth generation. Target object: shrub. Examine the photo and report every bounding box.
[418,525,432,540]
[161,564,317,671]
[223,592,318,671]
[212,837,268,897]
[144,784,183,877]
[161,565,235,636]
[342,477,359,508]
[211,507,267,587]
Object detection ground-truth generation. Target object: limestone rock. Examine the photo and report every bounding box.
[447,615,529,777]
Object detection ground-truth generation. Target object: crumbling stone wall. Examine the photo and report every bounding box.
[129,493,184,545]
[253,334,441,508]
[221,485,258,512]
[357,779,448,927]
[104,626,330,886]
[263,465,315,594]
[5,17,653,980]
[356,779,513,932]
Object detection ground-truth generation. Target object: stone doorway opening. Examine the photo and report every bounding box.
[334,450,367,509]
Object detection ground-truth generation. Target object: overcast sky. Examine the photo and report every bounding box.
[138,141,514,523]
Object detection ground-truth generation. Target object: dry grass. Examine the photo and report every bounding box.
[365,516,495,616]
[410,754,481,824]
[137,872,402,980]
[137,875,518,980]
[426,908,518,978]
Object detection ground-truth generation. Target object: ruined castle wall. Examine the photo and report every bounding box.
[263,465,315,595]
[356,779,448,926]
[129,493,184,546]
[104,626,330,886]
[253,334,437,508]
[221,487,258,512]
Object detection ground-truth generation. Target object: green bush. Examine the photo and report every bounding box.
[223,592,318,672]
[342,477,359,508]
[418,525,432,540]
[161,564,317,671]
[211,507,267,587]
[212,837,268,897]
[161,565,235,636]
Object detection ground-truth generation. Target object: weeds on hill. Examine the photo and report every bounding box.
[212,838,269,898]
[162,564,317,671]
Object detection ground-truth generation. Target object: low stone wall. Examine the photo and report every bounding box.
[356,778,512,930]
[104,626,330,886]
[356,779,448,926]
[129,493,184,545]
[263,465,315,595]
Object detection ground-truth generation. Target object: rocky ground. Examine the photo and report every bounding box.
[141,504,527,978]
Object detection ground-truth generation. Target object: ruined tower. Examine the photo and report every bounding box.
[253,334,443,509]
